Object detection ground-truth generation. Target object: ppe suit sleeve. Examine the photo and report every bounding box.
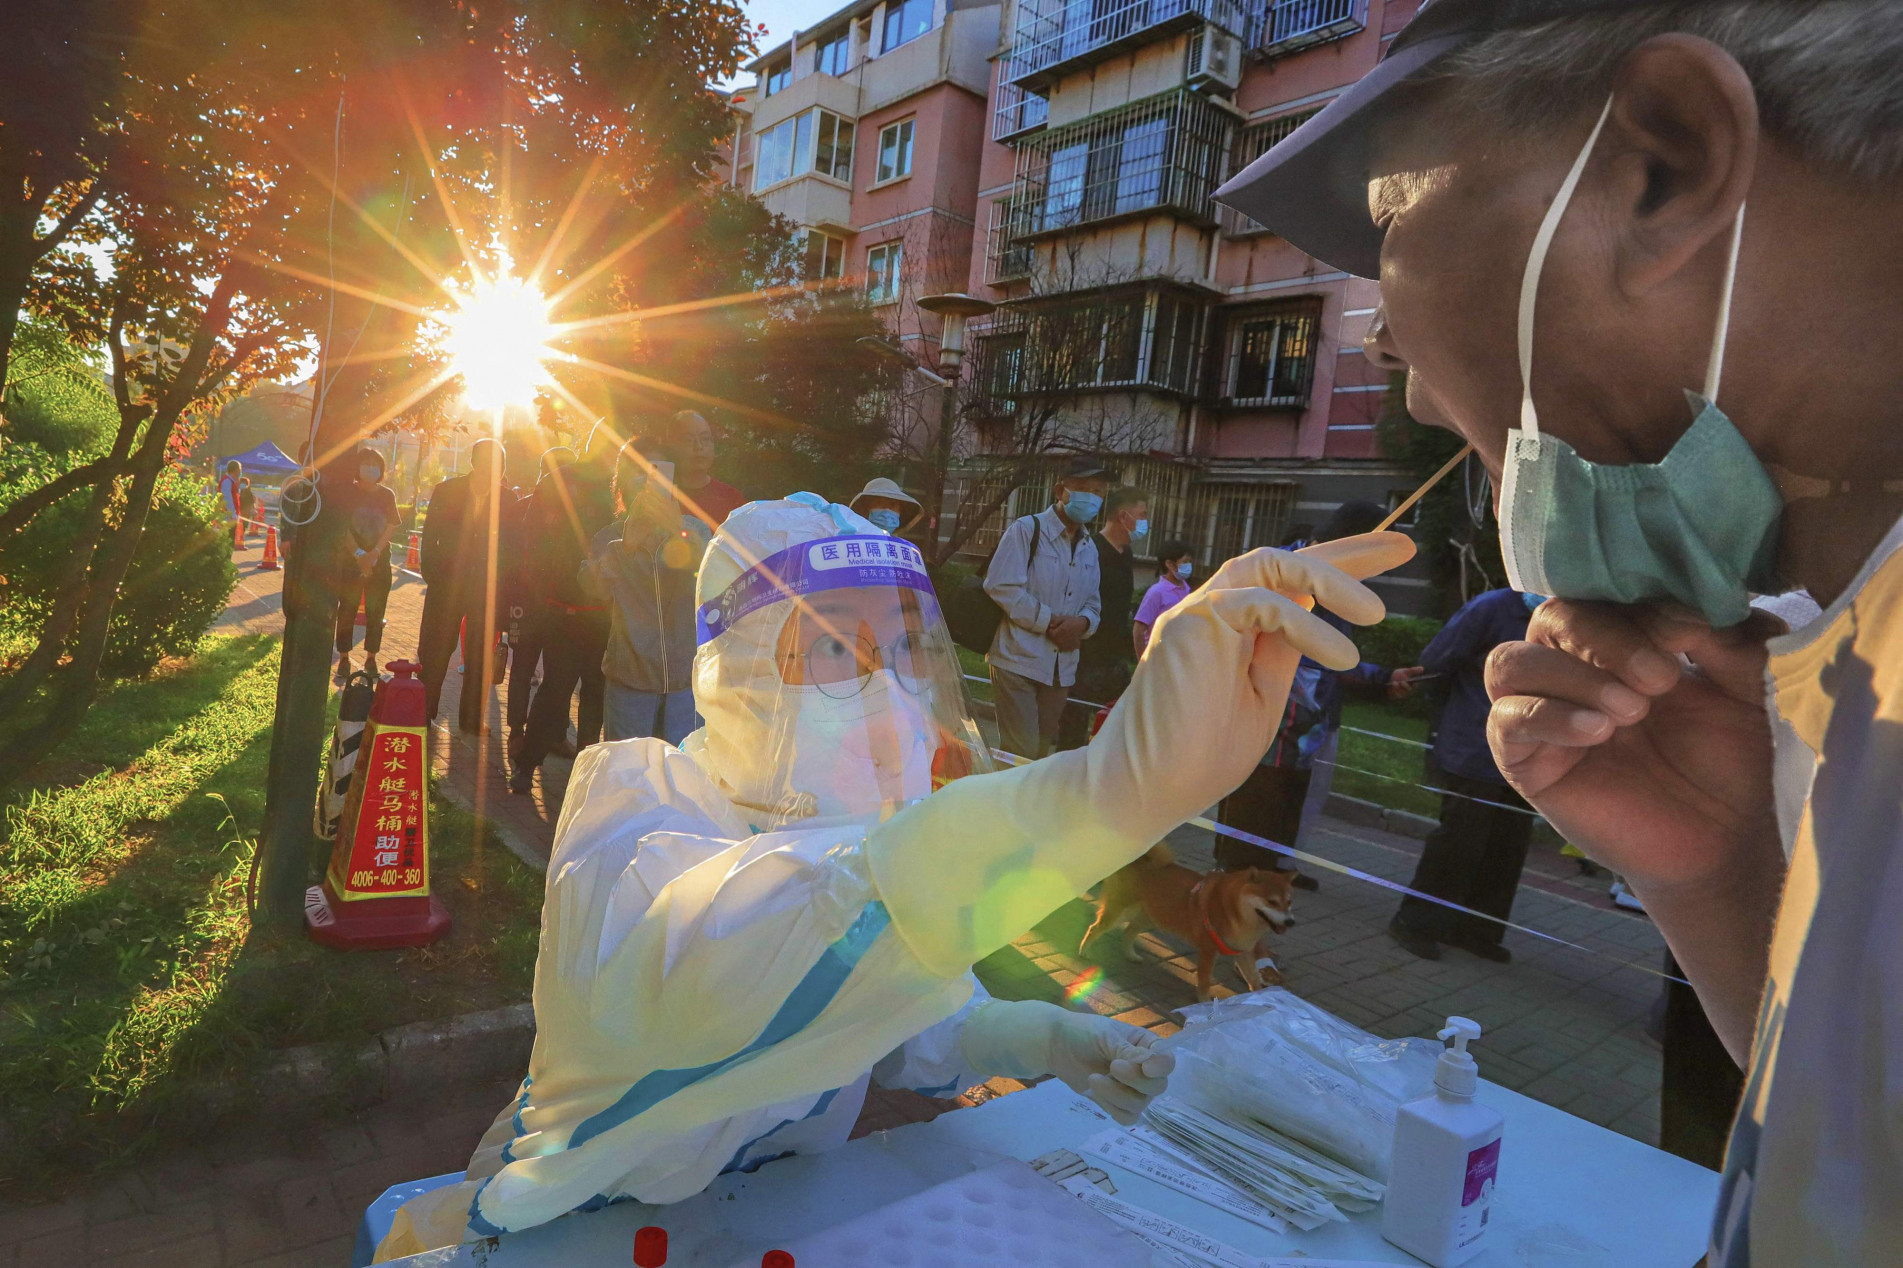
[983,517,1051,636]
[869,974,991,1097]
[868,534,1416,978]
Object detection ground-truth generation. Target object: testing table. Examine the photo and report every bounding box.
[375,1074,1718,1267]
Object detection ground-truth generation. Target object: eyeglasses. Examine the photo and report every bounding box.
[786,630,945,699]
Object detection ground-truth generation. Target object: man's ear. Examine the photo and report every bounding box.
[1604,34,1759,298]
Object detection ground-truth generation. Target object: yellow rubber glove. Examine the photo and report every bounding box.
[959,999,1174,1125]
[868,532,1416,978]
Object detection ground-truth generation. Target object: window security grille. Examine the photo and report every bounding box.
[985,198,1035,284]
[981,288,1209,398]
[1222,301,1319,407]
[1189,481,1297,565]
[1220,108,1318,235]
[1004,90,1235,240]
[993,74,1050,142]
[1008,0,1257,87]
[1257,0,1363,56]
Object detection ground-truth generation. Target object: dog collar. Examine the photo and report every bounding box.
[1189,880,1243,957]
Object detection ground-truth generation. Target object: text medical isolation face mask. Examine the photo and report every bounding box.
[1497,96,1782,629]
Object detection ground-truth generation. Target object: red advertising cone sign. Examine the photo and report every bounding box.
[258,524,281,570]
[305,659,451,950]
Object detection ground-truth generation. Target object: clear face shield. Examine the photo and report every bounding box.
[692,534,994,828]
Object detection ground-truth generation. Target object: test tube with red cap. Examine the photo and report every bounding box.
[633,1225,667,1266]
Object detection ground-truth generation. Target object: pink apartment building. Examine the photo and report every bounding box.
[730,0,1434,612]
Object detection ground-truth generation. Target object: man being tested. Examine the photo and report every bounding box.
[1218,0,1903,1261]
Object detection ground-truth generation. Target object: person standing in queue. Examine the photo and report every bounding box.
[1387,588,1542,964]
[509,436,617,792]
[578,439,708,747]
[848,477,923,538]
[983,457,1105,760]
[1214,502,1421,888]
[502,446,576,763]
[665,410,745,531]
[1219,0,1903,1257]
[417,437,506,733]
[334,446,400,681]
[1058,485,1147,749]
[1132,539,1195,657]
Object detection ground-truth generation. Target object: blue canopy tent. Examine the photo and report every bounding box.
[217,441,301,479]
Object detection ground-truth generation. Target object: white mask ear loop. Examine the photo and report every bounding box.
[1703,204,1746,404]
[1516,95,1615,441]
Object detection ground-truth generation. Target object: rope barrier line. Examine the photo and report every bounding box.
[982,745,1686,987]
[1313,759,1544,819]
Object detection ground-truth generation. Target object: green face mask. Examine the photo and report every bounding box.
[1497,97,1782,629]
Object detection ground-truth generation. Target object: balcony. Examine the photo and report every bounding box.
[1007,0,1259,91]
[1256,0,1364,58]
[1000,89,1236,243]
[992,75,1050,142]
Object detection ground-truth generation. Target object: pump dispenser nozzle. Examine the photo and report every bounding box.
[1434,1017,1483,1098]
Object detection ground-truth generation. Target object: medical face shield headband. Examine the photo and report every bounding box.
[1496,96,1782,627]
[693,534,993,827]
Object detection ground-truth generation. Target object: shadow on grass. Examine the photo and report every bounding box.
[0,638,543,1199]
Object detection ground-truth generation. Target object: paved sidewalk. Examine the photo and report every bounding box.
[5,543,1673,1264]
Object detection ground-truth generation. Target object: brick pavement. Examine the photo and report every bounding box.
[5,541,1673,1263]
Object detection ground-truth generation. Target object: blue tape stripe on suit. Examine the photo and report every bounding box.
[469,901,891,1236]
[719,1086,841,1177]
[570,901,890,1147]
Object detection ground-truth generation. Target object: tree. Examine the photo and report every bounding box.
[1375,372,1502,614]
[899,244,1162,565]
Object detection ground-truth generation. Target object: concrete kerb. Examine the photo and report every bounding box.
[181,1004,534,1122]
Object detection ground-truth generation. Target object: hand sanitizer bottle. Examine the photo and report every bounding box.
[1381,1017,1504,1267]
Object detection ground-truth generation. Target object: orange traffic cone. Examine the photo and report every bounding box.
[355,593,367,627]
[258,524,281,570]
[232,520,244,550]
[404,531,420,570]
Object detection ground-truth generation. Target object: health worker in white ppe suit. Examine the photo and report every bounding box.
[376,492,1413,1259]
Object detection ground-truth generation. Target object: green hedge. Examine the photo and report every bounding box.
[0,445,238,676]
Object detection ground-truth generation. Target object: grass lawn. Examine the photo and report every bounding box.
[0,635,543,1195]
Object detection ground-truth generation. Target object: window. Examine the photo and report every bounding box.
[1011,288,1206,396]
[814,111,854,181]
[764,61,791,96]
[1226,303,1319,406]
[875,118,915,183]
[882,0,932,52]
[755,117,797,188]
[804,231,847,281]
[1009,90,1235,237]
[813,31,851,76]
[753,109,855,191]
[866,242,904,303]
[977,332,1024,415]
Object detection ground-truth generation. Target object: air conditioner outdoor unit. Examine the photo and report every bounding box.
[1186,24,1242,95]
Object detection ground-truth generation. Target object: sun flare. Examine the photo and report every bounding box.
[433,261,557,414]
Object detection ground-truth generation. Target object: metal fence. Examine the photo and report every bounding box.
[1003,89,1236,242]
[1007,0,1259,86]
